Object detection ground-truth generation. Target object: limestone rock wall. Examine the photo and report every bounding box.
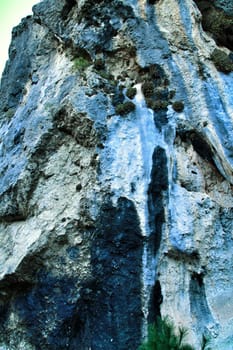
[0,0,232,349]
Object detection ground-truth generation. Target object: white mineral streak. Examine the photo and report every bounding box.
[101,84,155,234]
[100,84,157,327]
[101,83,177,336]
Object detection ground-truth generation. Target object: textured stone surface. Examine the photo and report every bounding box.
[0,0,233,349]
[214,0,233,14]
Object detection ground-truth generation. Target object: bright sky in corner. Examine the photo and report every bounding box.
[0,0,40,78]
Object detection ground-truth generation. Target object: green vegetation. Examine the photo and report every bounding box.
[73,57,91,71]
[139,317,211,350]
[139,317,195,350]
[142,81,155,98]
[141,75,171,111]
[115,101,135,115]
[98,70,114,81]
[146,98,169,111]
[172,101,184,112]
[210,49,233,73]
[126,87,137,99]
[196,2,233,51]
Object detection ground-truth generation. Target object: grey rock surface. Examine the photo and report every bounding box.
[214,0,233,14]
[0,0,233,349]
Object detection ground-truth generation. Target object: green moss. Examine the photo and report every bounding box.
[172,101,184,112]
[210,49,233,73]
[126,87,137,99]
[115,101,135,115]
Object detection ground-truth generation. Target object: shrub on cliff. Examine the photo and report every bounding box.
[142,81,155,98]
[146,98,169,111]
[115,101,135,115]
[139,317,196,350]
[200,4,233,51]
[126,87,137,99]
[172,101,184,112]
[210,49,233,73]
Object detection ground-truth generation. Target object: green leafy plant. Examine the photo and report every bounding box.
[139,317,196,350]
[73,57,91,71]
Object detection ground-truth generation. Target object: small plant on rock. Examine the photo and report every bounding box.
[115,101,135,115]
[73,57,90,71]
[172,101,184,112]
[197,3,233,51]
[126,87,137,99]
[210,49,233,73]
[146,98,169,111]
[142,81,155,98]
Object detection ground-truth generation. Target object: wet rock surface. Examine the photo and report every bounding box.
[0,0,233,349]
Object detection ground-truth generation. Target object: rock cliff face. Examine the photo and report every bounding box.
[0,0,233,349]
